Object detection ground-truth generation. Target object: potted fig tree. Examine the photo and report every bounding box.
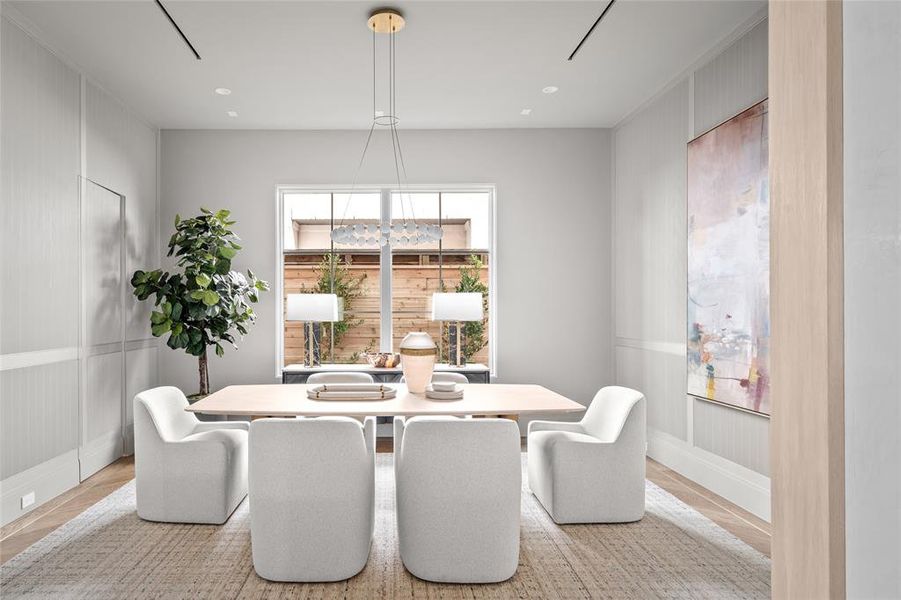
[131,208,269,397]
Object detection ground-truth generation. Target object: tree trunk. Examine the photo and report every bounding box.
[198,349,209,396]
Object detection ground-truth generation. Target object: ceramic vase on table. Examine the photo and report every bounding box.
[400,332,437,393]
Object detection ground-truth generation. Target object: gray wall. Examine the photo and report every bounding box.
[843,2,901,598]
[0,13,158,525]
[612,16,771,519]
[159,128,613,422]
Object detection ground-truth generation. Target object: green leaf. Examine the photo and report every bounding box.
[202,290,220,306]
[162,302,172,317]
[215,209,231,221]
[215,343,224,357]
[151,321,170,337]
[190,290,205,300]
[218,246,237,259]
[195,273,211,289]
[215,259,231,274]
[174,214,180,226]
[150,311,167,325]
[170,302,183,321]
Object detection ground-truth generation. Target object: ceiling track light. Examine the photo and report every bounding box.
[568,0,617,61]
[154,0,201,60]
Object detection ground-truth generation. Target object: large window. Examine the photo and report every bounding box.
[278,187,494,370]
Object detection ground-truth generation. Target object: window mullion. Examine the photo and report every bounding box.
[379,188,392,351]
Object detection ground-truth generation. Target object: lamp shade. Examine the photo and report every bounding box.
[286,293,339,322]
[431,292,484,322]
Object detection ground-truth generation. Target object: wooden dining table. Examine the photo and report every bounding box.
[186,383,586,419]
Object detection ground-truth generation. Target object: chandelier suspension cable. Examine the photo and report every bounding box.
[391,25,415,224]
[331,8,442,246]
[390,26,407,226]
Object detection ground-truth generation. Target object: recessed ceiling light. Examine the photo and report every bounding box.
[542,86,559,94]
[214,87,232,96]
[520,108,532,116]
[227,111,238,118]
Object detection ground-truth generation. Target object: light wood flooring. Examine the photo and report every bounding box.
[1,445,770,565]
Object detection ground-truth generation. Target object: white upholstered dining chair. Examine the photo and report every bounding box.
[393,416,521,583]
[249,416,376,582]
[134,386,249,524]
[306,372,375,384]
[527,385,646,524]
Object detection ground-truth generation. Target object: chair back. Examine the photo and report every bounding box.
[580,386,645,443]
[306,372,375,385]
[394,417,521,582]
[134,386,198,443]
[249,417,375,580]
[396,416,519,475]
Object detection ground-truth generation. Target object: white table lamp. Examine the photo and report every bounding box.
[286,293,339,367]
[431,292,484,367]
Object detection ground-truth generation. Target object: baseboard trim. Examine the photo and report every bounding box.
[79,431,124,481]
[0,450,80,527]
[648,429,771,522]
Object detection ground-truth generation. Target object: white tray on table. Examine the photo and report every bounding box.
[307,383,397,401]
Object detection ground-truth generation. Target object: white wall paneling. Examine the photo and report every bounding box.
[0,17,80,356]
[0,361,80,480]
[124,343,159,454]
[0,15,82,526]
[612,14,770,520]
[843,1,901,597]
[0,12,158,525]
[693,19,768,138]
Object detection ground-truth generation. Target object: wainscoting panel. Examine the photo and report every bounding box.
[616,344,687,441]
[0,361,79,481]
[693,18,768,138]
[125,345,158,448]
[693,398,770,476]
[0,16,80,356]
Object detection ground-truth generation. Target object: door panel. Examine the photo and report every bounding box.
[79,180,125,480]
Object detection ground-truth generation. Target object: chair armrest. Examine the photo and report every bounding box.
[393,417,406,468]
[363,417,376,461]
[193,420,250,434]
[167,429,245,467]
[527,420,584,436]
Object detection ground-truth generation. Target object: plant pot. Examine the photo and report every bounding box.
[400,332,437,394]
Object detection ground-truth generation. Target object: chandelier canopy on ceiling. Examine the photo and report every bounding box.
[330,8,443,248]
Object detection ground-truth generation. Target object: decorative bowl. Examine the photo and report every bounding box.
[364,352,401,368]
[431,381,457,392]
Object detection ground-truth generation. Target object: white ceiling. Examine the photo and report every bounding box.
[8,0,764,130]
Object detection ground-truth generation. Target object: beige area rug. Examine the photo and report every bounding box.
[1,455,769,599]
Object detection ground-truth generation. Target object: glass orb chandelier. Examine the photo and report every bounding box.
[330,8,443,248]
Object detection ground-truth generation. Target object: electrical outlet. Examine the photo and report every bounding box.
[21,491,35,509]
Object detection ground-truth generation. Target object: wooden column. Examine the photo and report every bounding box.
[769,1,845,598]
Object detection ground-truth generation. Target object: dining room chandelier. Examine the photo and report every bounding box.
[330,8,443,248]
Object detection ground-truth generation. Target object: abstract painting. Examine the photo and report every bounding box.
[687,99,769,415]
